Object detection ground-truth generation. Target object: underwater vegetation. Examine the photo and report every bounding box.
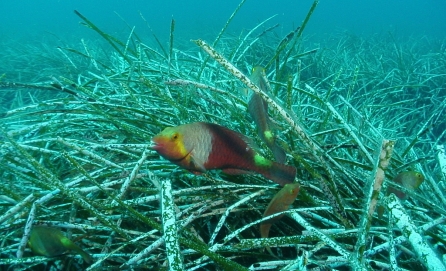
[1,1,446,270]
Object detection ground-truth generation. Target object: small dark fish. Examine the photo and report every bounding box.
[378,171,425,218]
[387,171,424,200]
[248,66,286,163]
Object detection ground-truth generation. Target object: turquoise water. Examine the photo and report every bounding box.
[1,0,445,40]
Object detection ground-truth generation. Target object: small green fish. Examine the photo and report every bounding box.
[260,183,300,255]
[378,171,425,218]
[387,171,424,200]
[28,226,92,264]
[248,66,286,163]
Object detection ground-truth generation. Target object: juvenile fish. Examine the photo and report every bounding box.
[28,226,92,264]
[152,122,296,186]
[378,171,424,218]
[387,171,424,200]
[260,183,300,254]
[248,66,286,163]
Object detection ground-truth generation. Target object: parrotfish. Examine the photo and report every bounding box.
[260,183,300,255]
[378,171,425,218]
[248,66,286,163]
[151,122,296,186]
[28,226,93,264]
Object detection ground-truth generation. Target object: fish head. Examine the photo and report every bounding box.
[284,183,300,197]
[250,66,268,90]
[251,66,266,77]
[402,171,424,190]
[277,183,300,205]
[152,126,189,161]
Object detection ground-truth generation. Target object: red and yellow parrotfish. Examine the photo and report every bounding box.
[28,226,93,264]
[248,66,286,163]
[260,183,300,254]
[151,122,296,186]
[378,171,424,218]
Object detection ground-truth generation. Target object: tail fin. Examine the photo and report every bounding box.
[69,243,93,264]
[78,249,93,264]
[261,162,296,186]
[269,142,286,164]
[377,205,385,219]
[259,222,276,256]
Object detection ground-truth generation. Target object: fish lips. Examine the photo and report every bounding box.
[150,139,163,151]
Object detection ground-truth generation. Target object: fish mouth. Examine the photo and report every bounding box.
[150,140,191,162]
[150,139,163,151]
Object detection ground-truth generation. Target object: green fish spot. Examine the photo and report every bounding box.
[264,130,274,141]
[254,153,272,167]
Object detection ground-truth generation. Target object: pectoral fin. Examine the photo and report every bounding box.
[190,155,206,173]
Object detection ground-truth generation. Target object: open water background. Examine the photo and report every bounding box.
[0,0,445,42]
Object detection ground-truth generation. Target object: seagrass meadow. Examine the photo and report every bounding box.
[1,2,446,270]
